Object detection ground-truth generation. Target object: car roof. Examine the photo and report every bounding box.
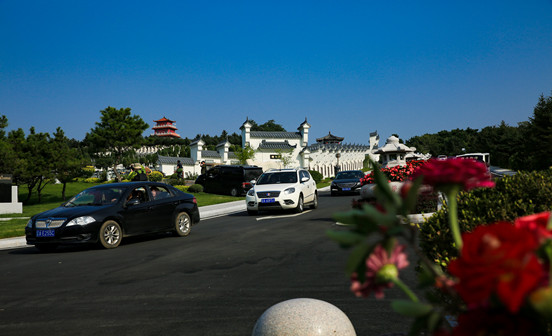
[89,181,171,189]
[265,168,303,172]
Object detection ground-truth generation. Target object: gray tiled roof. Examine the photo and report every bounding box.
[202,150,221,158]
[250,131,301,139]
[307,143,371,152]
[257,140,297,150]
[157,155,195,166]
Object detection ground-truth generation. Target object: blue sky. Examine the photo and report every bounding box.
[1,1,551,145]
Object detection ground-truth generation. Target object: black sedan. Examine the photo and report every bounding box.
[330,170,366,196]
[25,182,200,251]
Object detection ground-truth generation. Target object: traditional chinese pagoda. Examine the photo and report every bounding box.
[152,117,180,138]
[316,132,344,144]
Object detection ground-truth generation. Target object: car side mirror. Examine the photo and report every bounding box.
[126,199,141,207]
[301,177,310,183]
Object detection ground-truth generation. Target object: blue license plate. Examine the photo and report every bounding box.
[261,198,276,203]
[342,188,351,191]
[36,229,55,237]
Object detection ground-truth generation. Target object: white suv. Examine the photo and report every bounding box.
[246,168,318,215]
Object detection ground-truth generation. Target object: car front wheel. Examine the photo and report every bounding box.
[99,220,122,249]
[295,195,304,213]
[174,212,191,237]
[310,193,318,209]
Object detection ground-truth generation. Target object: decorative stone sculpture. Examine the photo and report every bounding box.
[252,298,356,336]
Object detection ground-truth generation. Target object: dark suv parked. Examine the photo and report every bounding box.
[195,165,263,196]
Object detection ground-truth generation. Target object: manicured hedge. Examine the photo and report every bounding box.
[309,170,323,184]
[419,169,552,268]
[187,184,204,193]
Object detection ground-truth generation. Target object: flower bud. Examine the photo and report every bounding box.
[530,287,552,320]
[375,264,399,284]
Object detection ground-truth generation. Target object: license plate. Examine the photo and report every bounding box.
[261,198,276,203]
[342,188,351,191]
[36,229,55,237]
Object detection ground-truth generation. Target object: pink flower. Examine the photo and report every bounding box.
[351,243,409,298]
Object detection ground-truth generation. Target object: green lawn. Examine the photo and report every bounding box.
[0,182,244,239]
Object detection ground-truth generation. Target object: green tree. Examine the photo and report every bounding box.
[251,119,287,132]
[0,115,16,175]
[275,149,293,168]
[524,92,552,170]
[85,107,149,182]
[234,145,256,164]
[19,127,55,203]
[51,128,88,200]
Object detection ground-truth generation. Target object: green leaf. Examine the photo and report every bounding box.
[400,177,423,215]
[345,242,375,276]
[427,311,443,333]
[391,300,433,317]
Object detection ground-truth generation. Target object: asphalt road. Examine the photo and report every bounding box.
[0,192,417,336]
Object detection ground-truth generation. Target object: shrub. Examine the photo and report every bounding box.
[164,178,184,186]
[149,171,164,182]
[309,170,323,184]
[187,184,204,193]
[84,177,102,183]
[173,185,188,192]
[419,170,552,268]
[82,166,95,178]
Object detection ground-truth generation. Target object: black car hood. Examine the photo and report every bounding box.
[333,178,361,183]
[34,205,114,219]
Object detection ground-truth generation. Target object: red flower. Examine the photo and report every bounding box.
[411,158,494,191]
[447,222,545,313]
[514,211,552,243]
[450,308,542,336]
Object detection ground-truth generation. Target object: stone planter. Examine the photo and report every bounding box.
[252,298,356,336]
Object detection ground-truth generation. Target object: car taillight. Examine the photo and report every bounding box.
[243,182,251,188]
[193,197,197,204]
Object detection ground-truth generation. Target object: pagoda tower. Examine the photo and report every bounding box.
[152,117,181,138]
[316,132,344,145]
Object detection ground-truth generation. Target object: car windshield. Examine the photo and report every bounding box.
[66,187,125,206]
[257,172,297,185]
[336,171,363,180]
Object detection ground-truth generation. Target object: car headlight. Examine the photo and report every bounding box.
[283,187,296,195]
[66,216,96,227]
[247,189,255,196]
[26,219,33,228]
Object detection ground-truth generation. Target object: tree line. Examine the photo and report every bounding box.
[405,92,552,171]
[0,106,288,203]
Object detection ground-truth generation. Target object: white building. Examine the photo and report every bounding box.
[240,118,379,178]
[154,118,381,179]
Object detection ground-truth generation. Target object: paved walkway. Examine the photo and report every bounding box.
[0,200,247,251]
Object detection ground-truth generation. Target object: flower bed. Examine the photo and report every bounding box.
[330,158,552,335]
